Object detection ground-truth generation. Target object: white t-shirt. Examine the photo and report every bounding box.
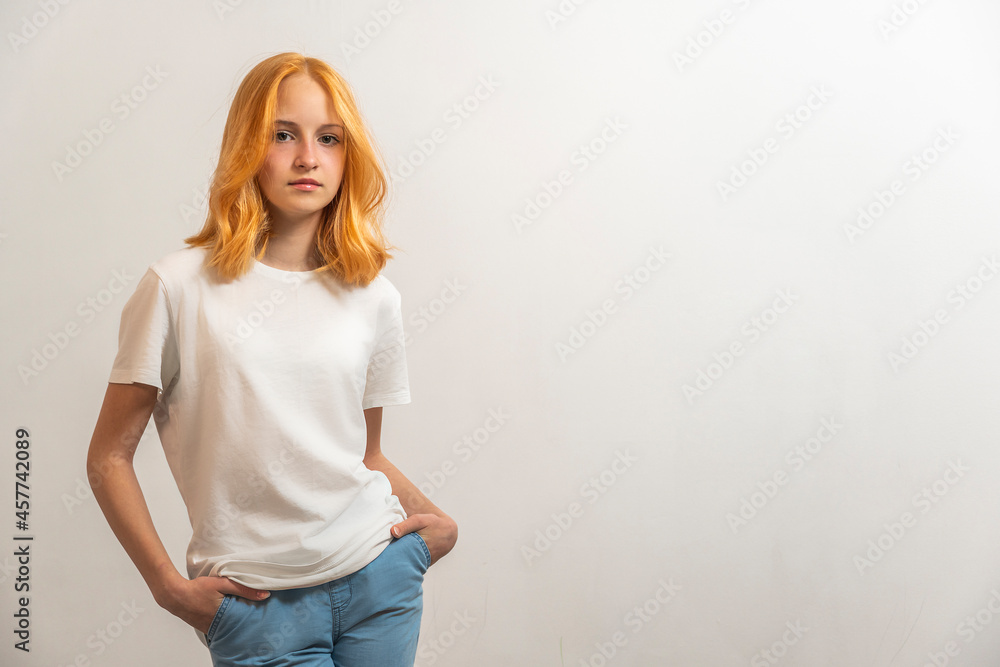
[108,245,411,590]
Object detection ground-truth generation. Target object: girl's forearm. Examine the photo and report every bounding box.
[365,452,447,519]
[88,454,184,602]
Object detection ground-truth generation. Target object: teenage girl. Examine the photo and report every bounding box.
[87,52,458,666]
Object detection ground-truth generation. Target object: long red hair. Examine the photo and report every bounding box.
[185,52,395,286]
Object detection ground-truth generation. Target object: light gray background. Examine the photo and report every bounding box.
[2,0,1000,665]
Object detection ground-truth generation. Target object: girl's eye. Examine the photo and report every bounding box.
[273,131,340,145]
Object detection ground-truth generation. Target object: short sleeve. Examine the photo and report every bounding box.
[108,268,179,393]
[362,282,411,409]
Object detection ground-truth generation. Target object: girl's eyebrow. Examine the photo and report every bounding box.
[274,119,344,131]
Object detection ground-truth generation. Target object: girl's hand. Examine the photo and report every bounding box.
[158,574,271,635]
[391,513,459,566]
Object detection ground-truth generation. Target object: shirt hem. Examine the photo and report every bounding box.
[205,535,395,590]
[362,391,411,409]
[109,369,163,391]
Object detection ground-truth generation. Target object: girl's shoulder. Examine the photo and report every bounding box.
[146,246,211,290]
[366,272,403,307]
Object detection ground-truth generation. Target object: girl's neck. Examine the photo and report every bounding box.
[260,215,323,271]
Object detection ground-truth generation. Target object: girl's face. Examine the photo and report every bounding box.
[257,73,346,228]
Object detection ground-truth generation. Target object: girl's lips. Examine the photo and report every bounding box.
[291,183,319,190]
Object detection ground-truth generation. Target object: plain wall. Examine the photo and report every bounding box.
[2,0,1000,665]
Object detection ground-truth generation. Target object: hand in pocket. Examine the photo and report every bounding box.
[160,575,270,635]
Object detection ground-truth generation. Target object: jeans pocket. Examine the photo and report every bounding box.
[205,594,233,646]
[411,533,432,572]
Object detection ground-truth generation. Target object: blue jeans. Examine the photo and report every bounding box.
[204,533,431,666]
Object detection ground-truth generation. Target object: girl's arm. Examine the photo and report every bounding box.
[87,382,268,633]
[363,407,458,565]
